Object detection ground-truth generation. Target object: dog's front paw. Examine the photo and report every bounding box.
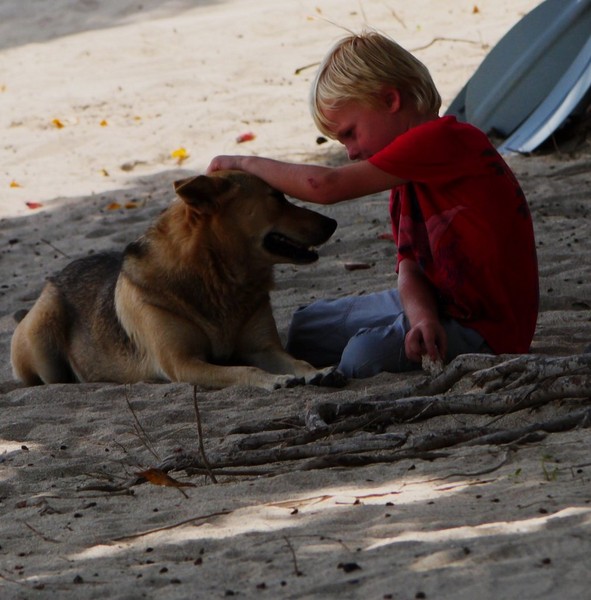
[270,374,305,390]
[306,367,347,388]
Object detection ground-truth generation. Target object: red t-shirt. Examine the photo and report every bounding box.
[368,116,539,353]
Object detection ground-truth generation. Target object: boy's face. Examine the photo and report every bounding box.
[323,95,405,161]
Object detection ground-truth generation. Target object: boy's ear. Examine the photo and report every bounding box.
[383,88,402,113]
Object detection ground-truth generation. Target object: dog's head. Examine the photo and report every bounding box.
[173,171,337,264]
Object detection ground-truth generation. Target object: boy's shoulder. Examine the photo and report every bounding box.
[409,116,486,140]
[394,116,495,158]
[370,115,513,185]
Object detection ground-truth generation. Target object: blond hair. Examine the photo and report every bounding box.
[310,30,442,137]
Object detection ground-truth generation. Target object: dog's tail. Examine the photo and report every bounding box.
[14,309,29,323]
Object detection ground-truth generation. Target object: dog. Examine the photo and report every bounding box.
[11,170,345,390]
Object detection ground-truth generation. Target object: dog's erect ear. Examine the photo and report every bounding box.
[173,175,238,213]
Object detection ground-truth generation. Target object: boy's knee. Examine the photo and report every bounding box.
[338,324,414,378]
[338,353,382,379]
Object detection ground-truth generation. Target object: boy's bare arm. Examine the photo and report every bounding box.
[207,155,404,204]
[397,258,447,363]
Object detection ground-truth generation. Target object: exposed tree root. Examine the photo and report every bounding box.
[83,353,591,492]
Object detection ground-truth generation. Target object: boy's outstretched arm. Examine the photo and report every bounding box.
[398,258,447,363]
[207,155,403,205]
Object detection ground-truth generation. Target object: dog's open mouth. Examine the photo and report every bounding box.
[263,232,319,263]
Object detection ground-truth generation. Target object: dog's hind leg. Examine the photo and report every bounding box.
[11,284,75,385]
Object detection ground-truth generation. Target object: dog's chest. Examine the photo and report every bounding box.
[204,319,251,362]
[156,269,274,362]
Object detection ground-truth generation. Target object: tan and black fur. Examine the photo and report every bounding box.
[11,171,344,390]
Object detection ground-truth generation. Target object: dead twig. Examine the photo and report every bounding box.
[283,536,304,576]
[438,449,513,479]
[111,509,233,542]
[124,386,159,461]
[41,238,71,259]
[22,521,60,543]
[193,386,217,483]
[411,36,487,52]
[389,6,407,29]
[294,61,319,76]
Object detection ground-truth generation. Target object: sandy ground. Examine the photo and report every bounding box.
[1,1,591,598]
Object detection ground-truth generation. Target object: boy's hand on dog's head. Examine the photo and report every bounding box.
[207,155,242,174]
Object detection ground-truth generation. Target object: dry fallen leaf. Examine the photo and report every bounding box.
[136,468,196,488]
[236,131,256,143]
[105,200,140,210]
[171,147,189,164]
[52,118,65,129]
[10,180,22,188]
[100,119,108,127]
[26,202,43,210]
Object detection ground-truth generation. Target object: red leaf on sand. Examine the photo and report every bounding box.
[236,131,256,143]
[26,201,43,209]
[136,468,196,488]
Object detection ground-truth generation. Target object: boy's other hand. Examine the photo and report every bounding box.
[404,319,446,364]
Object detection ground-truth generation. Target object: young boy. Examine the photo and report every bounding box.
[207,30,539,378]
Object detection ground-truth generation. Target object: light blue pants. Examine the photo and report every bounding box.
[286,289,488,378]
